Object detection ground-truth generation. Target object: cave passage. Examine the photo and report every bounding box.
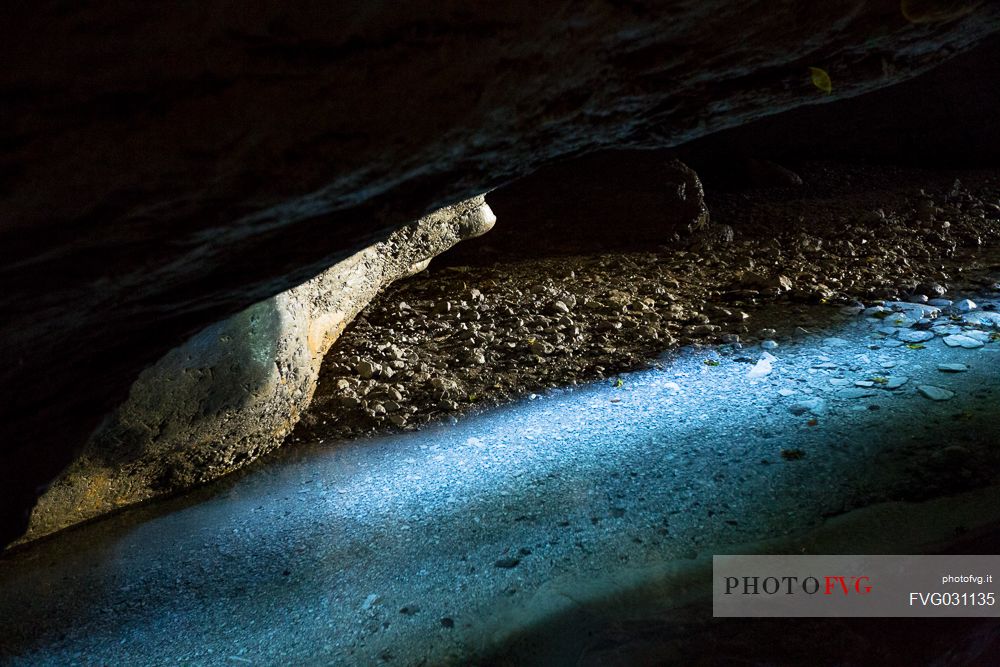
[4,292,1000,665]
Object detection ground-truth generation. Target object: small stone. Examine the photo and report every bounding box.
[915,282,946,298]
[884,302,941,319]
[747,355,774,379]
[494,557,521,569]
[954,299,977,313]
[927,299,953,307]
[963,330,991,343]
[897,330,933,343]
[355,360,379,379]
[884,376,909,390]
[882,312,916,327]
[943,334,984,349]
[838,388,877,399]
[964,311,1000,328]
[917,385,955,401]
[760,340,778,350]
[550,300,570,314]
[788,398,824,415]
[937,363,969,373]
[684,324,720,336]
[339,396,361,409]
[530,340,552,355]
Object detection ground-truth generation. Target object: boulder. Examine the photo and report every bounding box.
[19,197,494,542]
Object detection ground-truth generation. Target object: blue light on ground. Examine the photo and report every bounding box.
[3,300,1000,665]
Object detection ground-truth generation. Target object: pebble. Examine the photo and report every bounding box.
[897,330,933,343]
[937,363,969,373]
[964,311,1000,327]
[954,299,977,313]
[917,385,955,401]
[884,302,940,319]
[838,388,877,399]
[355,360,379,379]
[788,398,825,415]
[943,334,984,349]
[760,340,778,350]
[747,353,775,379]
[882,312,916,327]
[932,324,964,336]
[884,376,909,390]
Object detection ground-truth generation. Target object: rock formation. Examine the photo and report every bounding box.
[20,197,494,542]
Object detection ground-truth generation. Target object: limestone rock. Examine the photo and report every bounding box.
[21,197,495,542]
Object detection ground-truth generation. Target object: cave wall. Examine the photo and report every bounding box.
[3,1,1000,546]
[677,33,1000,174]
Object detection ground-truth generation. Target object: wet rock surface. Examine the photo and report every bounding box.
[3,1,1000,547]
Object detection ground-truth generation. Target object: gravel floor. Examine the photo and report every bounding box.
[5,162,1000,665]
[3,292,1000,666]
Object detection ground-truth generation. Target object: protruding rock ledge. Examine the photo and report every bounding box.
[20,197,495,543]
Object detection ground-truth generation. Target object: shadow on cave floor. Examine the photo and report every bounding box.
[4,289,1000,664]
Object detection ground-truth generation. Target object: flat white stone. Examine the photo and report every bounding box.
[917,385,954,401]
[838,388,877,399]
[897,330,933,343]
[932,324,964,335]
[963,330,991,343]
[884,376,909,390]
[884,301,941,319]
[963,311,1000,328]
[943,334,984,349]
[937,363,969,373]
